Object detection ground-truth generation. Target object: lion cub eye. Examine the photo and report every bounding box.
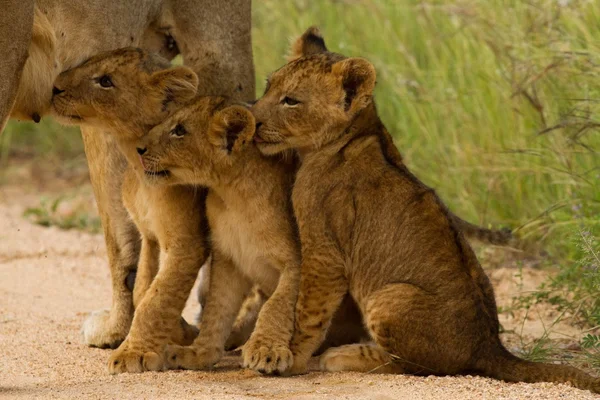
[170,124,187,138]
[97,75,113,88]
[282,96,300,106]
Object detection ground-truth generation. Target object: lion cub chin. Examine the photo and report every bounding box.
[52,48,209,374]
[248,27,600,394]
[136,96,300,374]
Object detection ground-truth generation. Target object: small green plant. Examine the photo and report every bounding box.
[23,196,101,234]
[580,333,600,369]
[581,334,600,349]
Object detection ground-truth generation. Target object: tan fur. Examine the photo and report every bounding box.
[194,263,268,351]
[1,0,255,349]
[137,96,372,372]
[10,8,57,121]
[250,28,600,393]
[51,49,209,374]
[136,97,300,374]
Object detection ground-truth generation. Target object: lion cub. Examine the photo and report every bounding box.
[251,28,600,393]
[135,96,300,374]
[51,48,208,373]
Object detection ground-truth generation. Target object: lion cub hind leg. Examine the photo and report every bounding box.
[170,317,199,346]
[363,283,472,377]
[225,286,266,351]
[320,344,404,374]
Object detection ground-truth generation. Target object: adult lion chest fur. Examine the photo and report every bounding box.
[251,27,600,393]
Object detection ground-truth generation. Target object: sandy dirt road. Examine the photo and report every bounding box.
[0,186,597,400]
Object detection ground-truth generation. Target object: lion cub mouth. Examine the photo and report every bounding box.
[144,169,170,178]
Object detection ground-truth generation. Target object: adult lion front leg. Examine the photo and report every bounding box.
[80,132,140,349]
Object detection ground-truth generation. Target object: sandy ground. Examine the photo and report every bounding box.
[0,185,598,399]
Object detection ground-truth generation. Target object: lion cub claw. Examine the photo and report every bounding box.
[242,337,293,374]
[108,343,164,374]
[165,344,222,370]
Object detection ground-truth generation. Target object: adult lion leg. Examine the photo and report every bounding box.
[80,130,139,349]
[166,0,255,102]
[166,250,252,370]
[0,0,34,132]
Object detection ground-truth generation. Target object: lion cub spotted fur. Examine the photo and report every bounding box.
[251,28,600,393]
[52,48,208,373]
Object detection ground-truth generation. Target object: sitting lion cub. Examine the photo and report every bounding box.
[135,96,300,374]
[51,48,208,373]
[251,28,600,393]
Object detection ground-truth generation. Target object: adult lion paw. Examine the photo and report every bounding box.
[81,309,130,349]
[165,344,222,370]
[107,343,164,374]
[242,337,293,374]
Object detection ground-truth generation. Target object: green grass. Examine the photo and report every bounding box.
[0,0,598,356]
[0,118,82,165]
[251,0,600,337]
[23,195,101,234]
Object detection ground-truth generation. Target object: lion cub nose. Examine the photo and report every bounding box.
[136,147,147,155]
[52,86,65,96]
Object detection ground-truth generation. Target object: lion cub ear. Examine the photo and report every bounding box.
[149,66,199,110]
[331,57,376,116]
[288,26,328,62]
[208,105,256,154]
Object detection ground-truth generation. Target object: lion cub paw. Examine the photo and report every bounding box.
[108,343,164,374]
[242,337,293,374]
[165,344,222,370]
[281,361,309,376]
[169,317,199,346]
[81,309,129,349]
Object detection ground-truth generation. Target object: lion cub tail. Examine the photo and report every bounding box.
[451,215,513,246]
[483,344,600,393]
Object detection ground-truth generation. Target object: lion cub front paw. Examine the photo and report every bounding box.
[242,337,293,374]
[165,344,222,370]
[107,343,164,374]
